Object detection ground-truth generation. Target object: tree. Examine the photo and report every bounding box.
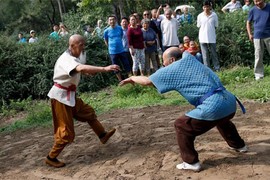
[0,0,76,35]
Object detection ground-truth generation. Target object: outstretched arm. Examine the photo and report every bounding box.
[75,64,120,75]
[119,76,153,86]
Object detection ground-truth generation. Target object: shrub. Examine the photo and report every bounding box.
[0,34,116,108]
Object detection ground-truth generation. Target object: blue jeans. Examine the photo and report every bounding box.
[200,43,220,71]
[109,52,131,73]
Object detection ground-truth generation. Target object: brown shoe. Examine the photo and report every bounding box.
[45,156,65,168]
[100,128,116,144]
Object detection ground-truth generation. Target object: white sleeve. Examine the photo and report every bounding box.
[197,15,201,28]
[215,14,218,28]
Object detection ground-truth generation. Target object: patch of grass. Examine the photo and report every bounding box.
[0,101,51,132]
[218,66,270,102]
[81,85,187,115]
[2,66,270,132]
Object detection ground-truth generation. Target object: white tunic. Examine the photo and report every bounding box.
[160,18,180,46]
[197,11,218,44]
[47,51,86,107]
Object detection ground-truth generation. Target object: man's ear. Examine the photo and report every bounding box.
[171,57,176,62]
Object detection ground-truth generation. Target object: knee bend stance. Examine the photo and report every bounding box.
[174,115,190,134]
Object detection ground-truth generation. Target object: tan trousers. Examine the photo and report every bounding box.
[48,98,106,158]
[254,37,270,78]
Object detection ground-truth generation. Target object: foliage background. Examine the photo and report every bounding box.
[1,0,270,107]
[0,35,116,106]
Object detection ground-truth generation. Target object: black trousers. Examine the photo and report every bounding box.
[174,113,245,164]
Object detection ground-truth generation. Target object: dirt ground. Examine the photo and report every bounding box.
[1,101,270,180]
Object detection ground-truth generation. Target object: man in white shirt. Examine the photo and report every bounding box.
[46,34,120,168]
[197,0,220,71]
[160,9,180,52]
[222,0,242,13]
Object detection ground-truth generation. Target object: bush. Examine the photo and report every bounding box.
[0,34,116,108]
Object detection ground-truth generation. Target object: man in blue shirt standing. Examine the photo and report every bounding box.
[120,47,247,172]
[247,0,270,80]
[104,15,131,81]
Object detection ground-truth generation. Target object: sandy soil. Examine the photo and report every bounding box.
[1,102,270,180]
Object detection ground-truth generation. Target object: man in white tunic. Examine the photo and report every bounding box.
[46,34,120,168]
[160,9,180,52]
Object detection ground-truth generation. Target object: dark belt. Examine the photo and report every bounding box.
[195,86,246,114]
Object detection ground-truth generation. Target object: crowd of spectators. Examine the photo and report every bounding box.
[16,0,270,81]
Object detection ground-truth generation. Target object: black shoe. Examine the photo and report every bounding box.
[100,128,116,144]
[45,156,65,168]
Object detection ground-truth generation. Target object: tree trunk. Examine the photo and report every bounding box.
[57,0,63,23]
[60,0,66,13]
[118,0,125,18]
[112,3,120,23]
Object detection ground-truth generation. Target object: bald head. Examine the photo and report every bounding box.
[69,34,85,46]
[163,47,182,66]
[69,34,85,58]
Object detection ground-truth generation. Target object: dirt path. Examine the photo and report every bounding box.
[1,102,270,180]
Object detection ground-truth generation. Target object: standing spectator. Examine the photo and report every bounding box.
[18,33,27,43]
[246,0,270,80]
[160,9,180,52]
[242,0,252,12]
[58,22,69,37]
[144,10,161,68]
[104,15,132,81]
[141,18,158,76]
[151,8,162,48]
[142,10,159,34]
[197,1,220,71]
[133,13,142,28]
[127,15,145,76]
[49,25,60,40]
[179,7,193,25]
[157,4,174,21]
[29,30,38,43]
[222,0,242,13]
[92,20,103,38]
[46,34,118,168]
[175,9,182,25]
[121,17,133,72]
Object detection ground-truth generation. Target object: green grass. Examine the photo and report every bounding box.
[2,66,270,133]
[81,84,187,115]
[0,100,51,132]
